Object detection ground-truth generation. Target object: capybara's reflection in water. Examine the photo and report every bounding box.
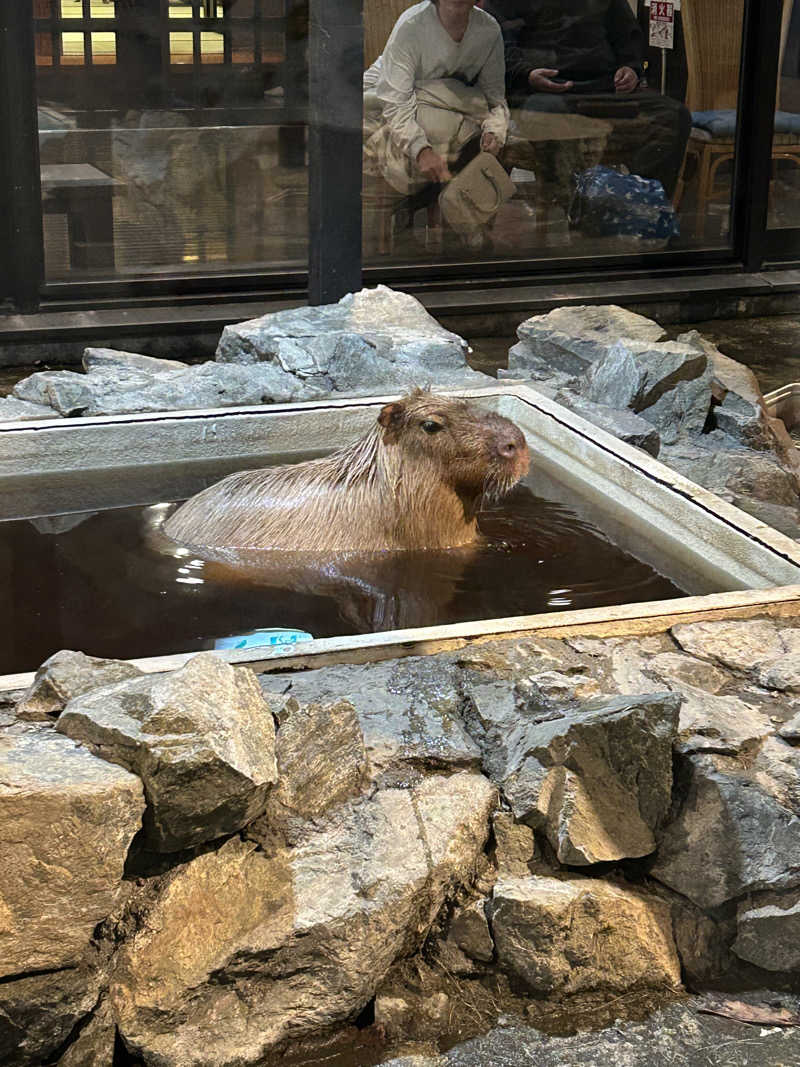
[171,484,670,635]
[162,390,530,553]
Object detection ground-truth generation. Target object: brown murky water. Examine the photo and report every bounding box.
[0,462,684,676]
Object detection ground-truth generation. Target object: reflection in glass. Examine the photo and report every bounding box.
[362,0,743,267]
[33,0,309,281]
[768,0,800,230]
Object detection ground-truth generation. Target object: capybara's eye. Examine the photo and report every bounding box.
[421,420,444,434]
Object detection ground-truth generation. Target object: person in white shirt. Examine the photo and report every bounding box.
[364,0,510,197]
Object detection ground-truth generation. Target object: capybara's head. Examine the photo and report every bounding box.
[377,389,530,500]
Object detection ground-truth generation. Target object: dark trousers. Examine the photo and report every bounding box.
[518,89,691,197]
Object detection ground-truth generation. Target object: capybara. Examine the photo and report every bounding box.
[162,389,530,552]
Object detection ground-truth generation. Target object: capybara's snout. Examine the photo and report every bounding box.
[491,418,530,482]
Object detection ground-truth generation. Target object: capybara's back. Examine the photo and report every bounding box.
[163,390,530,552]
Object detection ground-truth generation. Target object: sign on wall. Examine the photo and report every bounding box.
[648,0,675,49]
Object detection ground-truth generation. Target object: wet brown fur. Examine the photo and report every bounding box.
[162,390,530,552]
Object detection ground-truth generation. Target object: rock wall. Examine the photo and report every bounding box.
[5,616,800,1064]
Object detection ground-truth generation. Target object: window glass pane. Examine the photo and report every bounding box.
[169,30,194,63]
[767,0,800,231]
[60,31,85,63]
[200,30,224,63]
[91,30,115,63]
[168,3,194,19]
[362,0,743,268]
[34,0,309,284]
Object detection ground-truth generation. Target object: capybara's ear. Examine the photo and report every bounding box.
[378,401,405,429]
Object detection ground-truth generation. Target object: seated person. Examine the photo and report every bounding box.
[482,0,690,197]
[363,0,509,208]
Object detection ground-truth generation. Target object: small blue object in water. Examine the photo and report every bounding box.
[214,628,314,650]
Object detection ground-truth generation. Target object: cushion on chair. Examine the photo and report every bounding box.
[691,109,800,138]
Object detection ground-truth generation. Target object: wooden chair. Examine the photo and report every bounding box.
[362,0,444,255]
[677,0,798,236]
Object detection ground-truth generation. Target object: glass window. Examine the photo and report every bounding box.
[362,0,744,267]
[33,0,308,282]
[767,0,800,231]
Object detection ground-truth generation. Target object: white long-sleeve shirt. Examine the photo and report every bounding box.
[373,1,509,163]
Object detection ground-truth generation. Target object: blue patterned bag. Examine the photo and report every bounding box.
[569,165,680,239]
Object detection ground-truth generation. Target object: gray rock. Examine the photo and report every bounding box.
[733,888,800,971]
[673,685,773,755]
[82,346,188,376]
[556,393,661,456]
[651,749,800,908]
[643,650,730,693]
[0,728,144,977]
[15,359,326,416]
[504,340,577,386]
[583,338,708,414]
[249,694,369,842]
[671,619,786,674]
[216,286,488,395]
[679,330,773,450]
[757,654,800,692]
[15,649,144,721]
[465,683,679,864]
[450,899,494,962]
[490,875,681,995]
[641,369,715,444]
[0,961,103,1067]
[0,396,61,421]
[265,657,481,785]
[660,437,800,512]
[13,369,95,415]
[432,1000,800,1065]
[111,773,497,1067]
[57,653,277,851]
[516,305,666,375]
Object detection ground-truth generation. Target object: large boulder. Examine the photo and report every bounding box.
[57,653,277,851]
[512,305,666,377]
[110,773,497,1067]
[651,743,800,908]
[264,657,481,786]
[489,875,681,995]
[13,357,323,416]
[0,728,144,977]
[582,338,713,444]
[464,682,680,864]
[671,618,791,674]
[215,286,490,394]
[733,887,800,971]
[15,648,144,721]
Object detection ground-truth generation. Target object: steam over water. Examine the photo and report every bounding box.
[0,470,683,674]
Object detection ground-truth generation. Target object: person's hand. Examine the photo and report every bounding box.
[614,65,639,93]
[529,68,573,92]
[416,147,451,182]
[480,131,500,156]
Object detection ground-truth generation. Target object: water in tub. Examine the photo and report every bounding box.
[0,459,684,674]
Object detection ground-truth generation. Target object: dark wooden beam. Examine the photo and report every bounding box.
[0,1,45,312]
[307,0,363,305]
